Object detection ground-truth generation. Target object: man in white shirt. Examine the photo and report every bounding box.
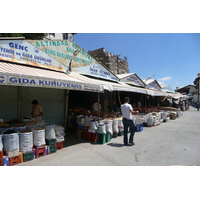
[121,97,139,146]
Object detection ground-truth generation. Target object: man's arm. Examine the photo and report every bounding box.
[130,109,139,115]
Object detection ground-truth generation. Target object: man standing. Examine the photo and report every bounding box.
[121,97,139,146]
[31,100,44,120]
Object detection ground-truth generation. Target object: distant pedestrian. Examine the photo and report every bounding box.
[121,97,139,146]
[196,102,200,111]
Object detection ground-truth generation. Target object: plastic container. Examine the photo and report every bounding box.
[45,124,56,139]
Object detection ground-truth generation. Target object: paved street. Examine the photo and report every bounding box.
[17,106,200,166]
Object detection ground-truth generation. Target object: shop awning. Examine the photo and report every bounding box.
[0,61,103,92]
[146,88,170,96]
[70,72,148,94]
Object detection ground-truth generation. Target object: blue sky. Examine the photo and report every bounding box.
[74,33,200,90]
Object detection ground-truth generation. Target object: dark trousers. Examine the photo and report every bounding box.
[123,118,135,144]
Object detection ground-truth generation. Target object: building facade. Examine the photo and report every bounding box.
[88,48,129,75]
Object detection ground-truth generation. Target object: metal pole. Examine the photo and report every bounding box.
[64,90,70,130]
[98,92,100,122]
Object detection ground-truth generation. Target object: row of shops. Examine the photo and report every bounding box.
[0,37,188,166]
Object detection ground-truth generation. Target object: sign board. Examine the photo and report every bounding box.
[28,40,99,70]
[0,74,102,92]
[146,80,161,90]
[119,74,145,87]
[0,40,68,72]
[73,64,119,82]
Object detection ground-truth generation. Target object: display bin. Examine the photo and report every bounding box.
[5,150,20,158]
[106,132,112,143]
[3,156,9,166]
[96,133,106,144]
[34,146,46,158]
[49,145,57,154]
[45,139,56,146]
[86,132,97,143]
[23,151,34,162]
[9,155,21,166]
[56,142,63,150]
[112,132,118,138]
[135,124,143,132]
[19,152,23,163]
[0,151,3,159]
[118,131,123,136]
[0,158,3,166]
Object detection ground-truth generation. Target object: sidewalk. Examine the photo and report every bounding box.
[17,107,200,166]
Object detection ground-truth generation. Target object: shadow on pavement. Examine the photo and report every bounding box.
[107,142,124,148]
[63,134,88,148]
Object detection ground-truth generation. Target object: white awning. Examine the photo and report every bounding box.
[146,88,170,96]
[0,61,103,92]
[70,72,148,94]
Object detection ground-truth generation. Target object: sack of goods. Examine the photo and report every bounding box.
[112,119,119,133]
[3,130,19,156]
[55,125,65,143]
[44,124,56,140]
[0,125,13,134]
[104,119,113,134]
[89,121,97,130]
[97,123,106,134]
[0,133,3,151]
[33,127,45,146]
[83,117,93,126]
[13,124,26,133]
[19,130,33,153]
[118,118,124,128]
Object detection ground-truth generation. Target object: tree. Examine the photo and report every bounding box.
[0,33,47,40]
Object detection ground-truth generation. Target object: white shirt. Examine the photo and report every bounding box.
[121,103,133,120]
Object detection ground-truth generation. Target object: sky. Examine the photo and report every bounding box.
[74,33,200,90]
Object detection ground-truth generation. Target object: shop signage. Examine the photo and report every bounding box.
[119,74,145,87]
[73,64,119,82]
[0,40,68,72]
[28,40,98,70]
[0,74,102,92]
[146,80,161,90]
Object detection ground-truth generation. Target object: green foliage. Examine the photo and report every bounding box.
[0,33,47,40]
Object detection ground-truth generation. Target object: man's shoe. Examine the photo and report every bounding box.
[124,143,131,146]
[129,142,135,145]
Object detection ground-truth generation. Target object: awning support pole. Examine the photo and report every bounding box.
[65,90,70,130]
